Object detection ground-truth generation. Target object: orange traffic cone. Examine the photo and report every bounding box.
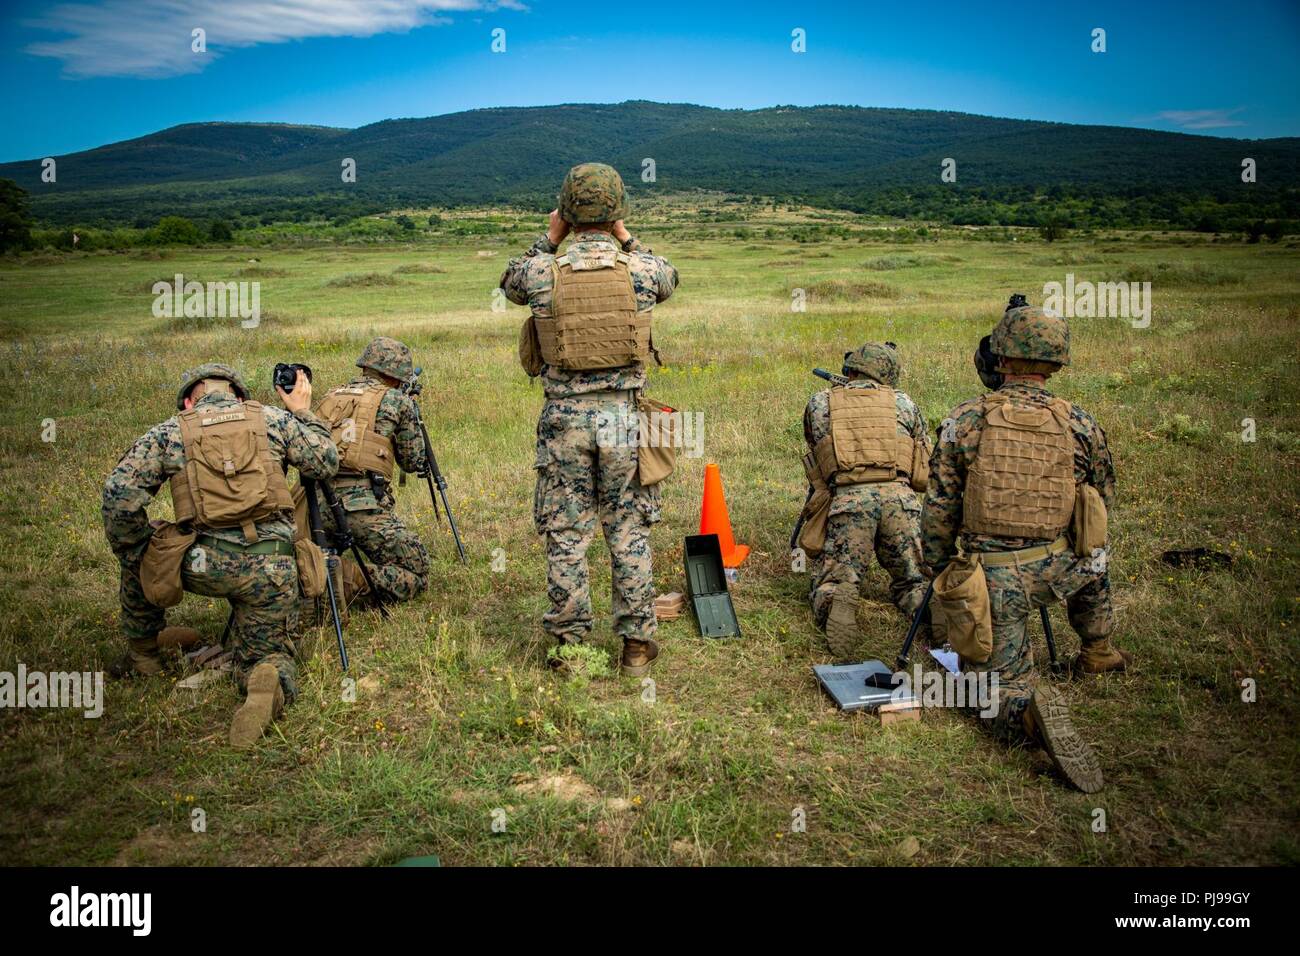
[700,462,750,568]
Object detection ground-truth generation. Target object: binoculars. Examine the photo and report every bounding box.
[273,363,313,392]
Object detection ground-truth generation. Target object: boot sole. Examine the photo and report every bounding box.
[824,585,861,661]
[230,664,283,749]
[1028,686,1104,793]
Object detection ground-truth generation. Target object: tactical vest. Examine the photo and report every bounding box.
[963,393,1076,539]
[169,401,295,543]
[315,380,396,481]
[811,385,917,486]
[536,252,652,370]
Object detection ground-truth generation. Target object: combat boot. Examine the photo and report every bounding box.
[1024,684,1104,793]
[824,583,861,662]
[340,557,370,604]
[620,638,659,677]
[108,637,164,678]
[1073,639,1132,675]
[156,626,202,650]
[229,662,285,749]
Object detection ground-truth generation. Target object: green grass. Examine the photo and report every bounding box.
[1,207,1298,866]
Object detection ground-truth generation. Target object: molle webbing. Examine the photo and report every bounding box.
[316,381,395,480]
[963,393,1075,539]
[816,386,915,486]
[538,253,651,370]
[169,401,295,543]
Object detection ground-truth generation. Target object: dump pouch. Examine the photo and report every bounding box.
[933,554,993,664]
[140,520,197,608]
[636,395,679,486]
[797,451,832,555]
[909,437,930,493]
[294,538,327,599]
[1072,483,1108,556]
[519,315,544,377]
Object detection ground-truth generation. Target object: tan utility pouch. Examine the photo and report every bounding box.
[519,315,544,377]
[933,554,993,664]
[140,521,197,608]
[1072,484,1108,556]
[636,395,679,486]
[909,438,930,493]
[294,538,327,599]
[797,452,832,555]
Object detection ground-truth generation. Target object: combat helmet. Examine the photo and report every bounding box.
[990,301,1070,368]
[175,363,249,409]
[558,163,629,226]
[356,336,414,382]
[842,341,901,387]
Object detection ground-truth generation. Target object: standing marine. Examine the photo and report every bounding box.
[922,298,1131,792]
[797,343,931,659]
[311,337,431,604]
[500,162,679,675]
[102,363,338,747]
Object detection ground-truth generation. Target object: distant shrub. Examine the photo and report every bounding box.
[148,216,203,246]
[393,263,445,274]
[325,272,403,288]
[209,220,234,242]
[1155,414,1212,446]
[802,279,899,301]
[1119,263,1243,286]
[862,255,925,270]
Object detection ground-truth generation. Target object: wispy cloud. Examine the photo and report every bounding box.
[26,0,525,79]
[1155,108,1247,130]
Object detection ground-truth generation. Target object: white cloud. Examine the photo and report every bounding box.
[25,0,524,78]
[1155,108,1247,130]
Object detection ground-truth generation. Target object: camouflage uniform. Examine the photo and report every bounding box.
[501,228,678,649]
[102,370,338,702]
[315,371,430,603]
[804,384,929,627]
[923,379,1117,737]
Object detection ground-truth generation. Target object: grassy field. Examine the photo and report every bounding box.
[1,204,1298,866]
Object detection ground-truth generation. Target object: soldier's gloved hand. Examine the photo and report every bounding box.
[547,209,571,247]
[278,369,313,413]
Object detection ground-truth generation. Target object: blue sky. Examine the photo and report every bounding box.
[1,0,1297,161]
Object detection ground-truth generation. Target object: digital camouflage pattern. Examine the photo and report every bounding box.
[174,362,249,409]
[103,387,339,700]
[922,380,1118,734]
[533,394,660,646]
[804,382,930,625]
[991,305,1070,366]
[558,162,629,225]
[500,229,678,399]
[316,372,430,601]
[842,342,900,387]
[355,336,414,382]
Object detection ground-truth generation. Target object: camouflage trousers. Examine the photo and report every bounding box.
[810,482,927,627]
[533,395,660,645]
[321,501,430,602]
[966,548,1114,738]
[119,547,299,702]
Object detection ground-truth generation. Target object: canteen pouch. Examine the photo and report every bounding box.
[636,395,679,486]
[294,538,327,599]
[140,521,197,608]
[933,554,993,664]
[519,315,544,378]
[1072,484,1108,557]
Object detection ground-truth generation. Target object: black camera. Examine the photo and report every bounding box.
[1007,293,1028,310]
[273,363,312,392]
